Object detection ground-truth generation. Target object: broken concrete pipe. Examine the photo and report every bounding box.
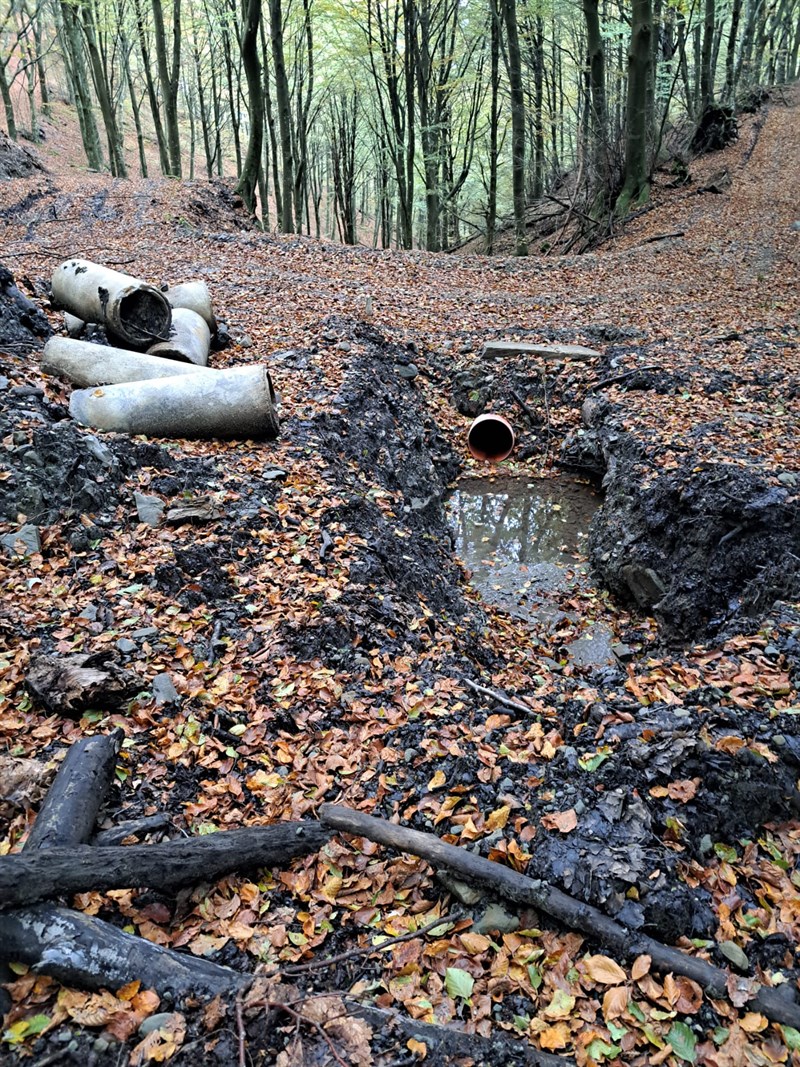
[42,337,215,388]
[69,365,279,440]
[52,259,172,349]
[147,307,211,366]
[163,280,217,333]
[467,413,515,462]
[63,312,85,338]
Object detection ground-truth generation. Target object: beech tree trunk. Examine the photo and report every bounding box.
[237,0,264,215]
[501,0,528,255]
[583,0,609,206]
[151,0,182,177]
[269,0,295,232]
[616,0,653,214]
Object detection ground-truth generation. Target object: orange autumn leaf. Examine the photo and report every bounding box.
[666,778,700,802]
[116,981,141,1002]
[459,932,491,954]
[486,804,511,831]
[584,954,627,985]
[427,770,446,791]
[539,1022,571,1049]
[631,954,651,980]
[716,736,747,755]
[541,808,578,833]
[407,1037,428,1058]
[740,1012,768,1033]
[602,985,630,1019]
[131,991,160,1016]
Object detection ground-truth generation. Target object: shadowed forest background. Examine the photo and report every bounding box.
[2,0,799,253]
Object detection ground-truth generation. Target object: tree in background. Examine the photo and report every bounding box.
[1,0,798,248]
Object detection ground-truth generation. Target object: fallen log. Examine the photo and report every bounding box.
[349,1001,572,1067]
[147,307,211,367]
[0,822,329,907]
[319,804,800,1030]
[51,259,172,349]
[26,651,138,718]
[0,905,248,998]
[24,730,123,852]
[70,364,280,440]
[1,729,257,1001]
[42,336,215,387]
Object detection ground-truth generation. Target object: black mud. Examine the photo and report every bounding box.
[0,131,44,181]
[562,396,800,641]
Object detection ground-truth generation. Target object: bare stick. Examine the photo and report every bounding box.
[92,813,171,846]
[319,804,800,1030]
[349,1000,572,1067]
[511,389,540,427]
[462,677,537,716]
[236,992,246,1067]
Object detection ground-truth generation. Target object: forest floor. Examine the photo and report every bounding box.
[0,87,799,1067]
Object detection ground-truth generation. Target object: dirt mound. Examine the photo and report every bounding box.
[562,400,800,640]
[280,316,483,670]
[0,130,44,180]
[0,266,51,351]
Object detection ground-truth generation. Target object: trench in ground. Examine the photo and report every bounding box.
[445,475,620,669]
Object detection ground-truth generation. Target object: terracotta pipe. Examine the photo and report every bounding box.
[147,307,211,366]
[70,364,279,440]
[467,413,515,462]
[42,337,214,388]
[51,259,172,349]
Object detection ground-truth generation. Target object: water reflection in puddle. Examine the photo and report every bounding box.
[446,476,601,623]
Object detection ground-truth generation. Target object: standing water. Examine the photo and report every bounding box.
[446,476,601,625]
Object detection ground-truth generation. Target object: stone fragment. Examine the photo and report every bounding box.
[152,673,180,705]
[1,524,41,556]
[134,492,164,527]
[474,901,520,934]
[482,341,600,361]
[620,564,666,608]
[396,363,419,380]
[436,872,484,906]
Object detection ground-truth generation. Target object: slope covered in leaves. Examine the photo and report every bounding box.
[0,90,798,1065]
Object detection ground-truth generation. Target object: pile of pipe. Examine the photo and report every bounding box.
[42,259,279,441]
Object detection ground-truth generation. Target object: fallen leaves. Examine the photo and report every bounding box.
[583,954,627,985]
[541,808,578,833]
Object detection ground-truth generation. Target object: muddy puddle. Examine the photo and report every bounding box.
[446,476,616,667]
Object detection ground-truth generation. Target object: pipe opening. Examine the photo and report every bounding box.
[117,289,172,346]
[467,414,515,462]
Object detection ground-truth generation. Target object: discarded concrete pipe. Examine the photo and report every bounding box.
[164,281,217,332]
[467,413,515,462]
[52,259,172,349]
[70,364,279,440]
[64,312,85,338]
[147,307,211,366]
[42,337,215,388]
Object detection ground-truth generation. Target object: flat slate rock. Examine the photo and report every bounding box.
[482,341,600,360]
